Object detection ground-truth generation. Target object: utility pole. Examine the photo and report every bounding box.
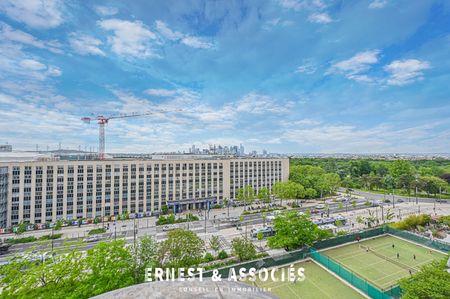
[51,227,54,252]
[392,189,395,209]
[204,202,207,234]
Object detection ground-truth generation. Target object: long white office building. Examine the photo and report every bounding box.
[0,154,289,228]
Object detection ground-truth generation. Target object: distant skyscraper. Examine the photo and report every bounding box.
[0,145,12,152]
[239,143,245,156]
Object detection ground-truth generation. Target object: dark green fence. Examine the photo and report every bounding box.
[383,285,402,298]
[313,226,385,249]
[384,226,450,253]
[310,249,392,299]
[202,247,309,278]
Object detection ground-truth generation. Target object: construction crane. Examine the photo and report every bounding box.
[81,110,178,160]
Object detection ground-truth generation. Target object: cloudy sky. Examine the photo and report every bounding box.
[0,0,449,154]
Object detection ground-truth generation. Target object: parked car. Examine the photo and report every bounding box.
[310,209,320,214]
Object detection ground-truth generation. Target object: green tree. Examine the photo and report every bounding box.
[0,246,86,298]
[132,236,159,283]
[399,258,450,299]
[209,235,221,255]
[385,208,395,221]
[420,176,448,197]
[158,229,205,269]
[258,187,271,203]
[256,231,264,249]
[390,160,415,181]
[79,240,135,298]
[54,219,63,231]
[14,222,27,235]
[272,181,303,206]
[231,237,257,262]
[304,187,317,199]
[236,185,256,208]
[267,211,319,250]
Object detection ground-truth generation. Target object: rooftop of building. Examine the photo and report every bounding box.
[0,152,287,164]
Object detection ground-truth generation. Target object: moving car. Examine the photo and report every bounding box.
[251,226,275,238]
[84,235,101,242]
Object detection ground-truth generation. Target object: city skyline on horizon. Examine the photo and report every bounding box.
[1,1,450,154]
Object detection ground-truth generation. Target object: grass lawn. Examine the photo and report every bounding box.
[248,259,366,299]
[323,235,447,290]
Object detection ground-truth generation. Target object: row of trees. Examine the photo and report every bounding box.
[0,228,260,298]
[292,158,450,198]
[289,165,341,199]
[234,164,342,206]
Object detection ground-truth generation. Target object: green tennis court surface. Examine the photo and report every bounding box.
[323,235,447,290]
[250,260,365,299]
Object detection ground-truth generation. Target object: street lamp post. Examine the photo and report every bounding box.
[392,189,395,209]
[114,221,117,241]
[204,202,207,234]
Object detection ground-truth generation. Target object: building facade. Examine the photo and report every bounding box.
[0,157,289,228]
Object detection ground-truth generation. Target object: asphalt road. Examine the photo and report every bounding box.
[347,189,448,204]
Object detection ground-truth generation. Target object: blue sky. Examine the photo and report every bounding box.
[0,0,449,154]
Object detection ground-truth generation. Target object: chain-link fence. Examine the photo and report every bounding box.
[384,226,450,253]
[313,227,385,250]
[310,248,393,299]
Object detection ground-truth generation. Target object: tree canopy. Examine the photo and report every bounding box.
[267,210,319,250]
[399,258,450,299]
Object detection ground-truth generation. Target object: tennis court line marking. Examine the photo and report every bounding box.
[304,274,337,299]
[286,283,302,299]
[387,233,448,255]
[325,239,393,261]
[316,233,388,253]
[312,260,370,299]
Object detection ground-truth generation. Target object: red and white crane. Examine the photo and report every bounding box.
[81,110,178,160]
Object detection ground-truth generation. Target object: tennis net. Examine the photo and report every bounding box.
[361,245,418,273]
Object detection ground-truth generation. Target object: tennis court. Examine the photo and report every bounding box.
[249,260,366,299]
[323,235,447,290]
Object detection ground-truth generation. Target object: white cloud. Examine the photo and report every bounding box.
[262,18,293,31]
[369,0,388,9]
[69,32,105,56]
[0,22,62,53]
[94,5,118,16]
[0,0,64,28]
[281,120,450,153]
[181,36,213,49]
[236,92,294,114]
[328,50,380,82]
[155,20,213,49]
[308,12,332,24]
[144,88,178,97]
[98,19,157,58]
[278,0,325,11]
[19,59,46,70]
[155,20,183,41]
[384,59,430,86]
[295,60,316,74]
[46,65,61,77]
[0,43,62,81]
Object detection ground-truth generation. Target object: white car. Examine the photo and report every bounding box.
[316,204,326,209]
